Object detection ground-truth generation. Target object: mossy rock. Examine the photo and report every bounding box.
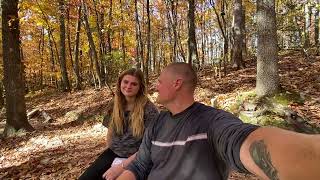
[239,111,293,129]
[222,90,258,114]
[239,111,258,124]
[94,115,105,122]
[65,111,84,122]
[256,115,292,129]
[223,90,309,131]
[269,91,305,106]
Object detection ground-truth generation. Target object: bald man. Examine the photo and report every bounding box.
[115,62,320,180]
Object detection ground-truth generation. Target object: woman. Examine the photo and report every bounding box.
[79,68,159,180]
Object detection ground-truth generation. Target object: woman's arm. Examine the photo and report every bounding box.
[240,127,320,180]
[102,153,137,180]
[105,127,113,148]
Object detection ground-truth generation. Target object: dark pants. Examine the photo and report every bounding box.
[79,149,121,180]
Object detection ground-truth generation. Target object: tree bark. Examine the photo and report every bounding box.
[106,0,113,77]
[187,0,199,67]
[241,7,247,60]
[66,4,74,81]
[256,0,280,97]
[210,1,228,76]
[93,0,106,83]
[315,0,319,54]
[120,0,126,61]
[232,0,244,69]
[81,0,101,88]
[59,0,71,92]
[135,0,144,69]
[165,0,178,62]
[304,2,311,48]
[201,2,206,67]
[0,82,4,108]
[145,0,151,86]
[73,4,82,90]
[48,30,58,89]
[2,0,34,135]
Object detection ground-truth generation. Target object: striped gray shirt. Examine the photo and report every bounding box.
[109,101,159,157]
[127,102,259,180]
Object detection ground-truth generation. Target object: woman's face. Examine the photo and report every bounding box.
[120,75,141,98]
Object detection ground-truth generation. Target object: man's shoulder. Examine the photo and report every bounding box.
[158,109,170,118]
[193,102,236,122]
[194,102,220,114]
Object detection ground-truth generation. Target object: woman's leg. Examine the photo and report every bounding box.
[79,149,118,180]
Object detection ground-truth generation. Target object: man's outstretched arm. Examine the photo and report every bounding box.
[240,127,320,180]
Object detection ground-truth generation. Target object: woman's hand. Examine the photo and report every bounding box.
[102,164,125,180]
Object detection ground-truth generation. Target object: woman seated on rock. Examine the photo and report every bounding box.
[79,68,159,180]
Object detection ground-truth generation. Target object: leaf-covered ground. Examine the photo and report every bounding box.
[1,51,319,179]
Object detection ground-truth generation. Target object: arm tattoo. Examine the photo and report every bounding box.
[249,140,280,180]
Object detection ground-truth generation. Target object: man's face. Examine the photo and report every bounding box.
[156,70,176,105]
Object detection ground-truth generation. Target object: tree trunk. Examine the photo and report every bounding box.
[152,38,157,73]
[48,30,58,89]
[145,0,151,86]
[120,0,126,61]
[93,0,106,83]
[135,0,144,69]
[38,27,45,91]
[0,82,4,108]
[165,0,178,62]
[82,0,101,88]
[106,0,113,77]
[2,0,34,135]
[256,0,280,97]
[201,3,206,67]
[36,1,60,73]
[66,5,74,80]
[211,1,228,76]
[242,7,247,59]
[59,0,71,92]
[304,2,311,48]
[187,0,199,68]
[315,0,319,55]
[232,0,244,69]
[73,4,82,90]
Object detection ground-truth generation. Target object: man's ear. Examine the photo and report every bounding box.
[173,78,183,90]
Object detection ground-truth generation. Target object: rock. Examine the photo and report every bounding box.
[64,110,83,122]
[211,97,218,108]
[243,102,257,111]
[47,137,64,148]
[40,158,51,165]
[92,124,107,132]
[299,92,306,101]
[27,108,40,119]
[239,111,256,118]
[239,111,258,124]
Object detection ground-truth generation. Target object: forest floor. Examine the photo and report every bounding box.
[0,51,320,180]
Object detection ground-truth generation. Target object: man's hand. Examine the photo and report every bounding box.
[102,165,124,180]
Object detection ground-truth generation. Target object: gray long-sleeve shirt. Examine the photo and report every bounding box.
[127,102,259,180]
[109,101,159,157]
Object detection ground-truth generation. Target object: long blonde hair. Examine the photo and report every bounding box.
[110,68,148,138]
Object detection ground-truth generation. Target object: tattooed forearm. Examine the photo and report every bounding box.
[249,140,279,180]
